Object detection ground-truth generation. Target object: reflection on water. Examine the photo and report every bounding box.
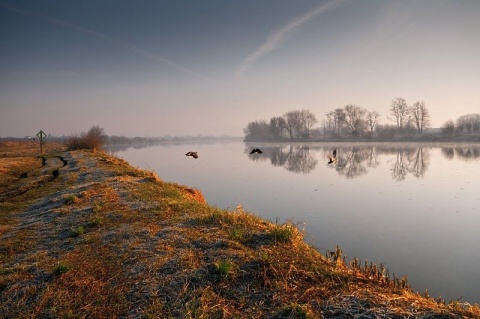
[244,144,480,179]
[245,145,318,174]
[110,142,480,304]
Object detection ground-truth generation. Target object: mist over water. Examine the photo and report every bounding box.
[109,141,480,304]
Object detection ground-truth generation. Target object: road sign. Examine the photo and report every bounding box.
[36,130,47,139]
[36,130,46,154]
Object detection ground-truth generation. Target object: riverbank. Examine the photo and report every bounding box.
[1,141,479,318]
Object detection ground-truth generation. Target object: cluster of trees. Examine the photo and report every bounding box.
[442,114,480,135]
[323,98,431,137]
[244,97,446,141]
[244,110,317,141]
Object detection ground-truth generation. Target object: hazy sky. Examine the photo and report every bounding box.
[1,0,479,137]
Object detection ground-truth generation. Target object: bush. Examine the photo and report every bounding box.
[65,125,106,150]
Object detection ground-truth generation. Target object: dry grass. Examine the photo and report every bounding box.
[1,141,479,318]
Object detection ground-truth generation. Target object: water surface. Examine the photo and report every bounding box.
[110,141,480,304]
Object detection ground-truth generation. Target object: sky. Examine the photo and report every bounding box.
[1,0,479,138]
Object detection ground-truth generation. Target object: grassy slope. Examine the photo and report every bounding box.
[1,141,479,318]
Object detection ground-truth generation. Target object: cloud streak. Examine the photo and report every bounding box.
[0,1,205,79]
[236,0,345,76]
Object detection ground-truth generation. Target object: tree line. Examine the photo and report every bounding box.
[244,97,480,141]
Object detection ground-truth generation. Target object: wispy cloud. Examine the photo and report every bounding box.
[236,0,345,77]
[0,1,205,79]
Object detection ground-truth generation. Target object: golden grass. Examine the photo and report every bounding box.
[1,141,479,318]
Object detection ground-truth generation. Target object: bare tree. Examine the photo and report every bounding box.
[282,109,317,140]
[297,109,317,139]
[441,120,455,135]
[244,120,270,141]
[269,116,286,140]
[409,101,430,133]
[456,113,480,134]
[343,105,367,136]
[283,111,299,140]
[333,108,346,134]
[388,97,409,129]
[325,111,335,133]
[366,111,380,132]
[85,125,106,150]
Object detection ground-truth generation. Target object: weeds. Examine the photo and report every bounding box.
[71,226,84,237]
[276,304,312,319]
[53,263,70,275]
[229,226,244,241]
[89,217,103,227]
[271,220,296,244]
[214,259,234,279]
[64,194,79,205]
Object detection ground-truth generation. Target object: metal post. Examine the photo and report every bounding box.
[36,130,46,154]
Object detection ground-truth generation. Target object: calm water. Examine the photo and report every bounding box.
[109,141,480,304]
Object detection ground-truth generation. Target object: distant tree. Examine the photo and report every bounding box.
[297,109,317,139]
[388,97,409,130]
[64,125,106,150]
[85,125,106,150]
[279,109,317,140]
[366,111,380,132]
[441,120,455,135]
[282,111,299,140]
[269,116,286,140]
[325,111,335,133]
[409,101,430,133]
[456,114,480,134]
[334,108,346,134]
[343,104,367,136]
[243,120,270,141]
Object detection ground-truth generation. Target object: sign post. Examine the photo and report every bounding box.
[36,130,47,154]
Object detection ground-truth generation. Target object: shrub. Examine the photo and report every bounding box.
[65,125,106,150]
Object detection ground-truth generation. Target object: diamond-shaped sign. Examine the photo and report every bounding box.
[36,130,46,139]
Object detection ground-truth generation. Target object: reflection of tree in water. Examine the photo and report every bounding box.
[245,145,317,174]
[386,148,430,181]
[334,148,370,179]
[441,148,455,160]
[440,146,480,161]
[408,148,430,178]
[454,147,480,160]
[245,144,445,180]
[284,146,317,174]
[366,147,380,169]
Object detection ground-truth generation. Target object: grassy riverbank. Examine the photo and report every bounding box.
[1,141,479,318]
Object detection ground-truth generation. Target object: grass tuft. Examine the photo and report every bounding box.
[214,259,234,279]
[64,194,80,205]
[270,220,301,244]
[70,225,85,237]
[53,263,71,275]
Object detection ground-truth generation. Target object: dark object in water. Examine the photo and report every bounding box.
[185,151,198,159]
[249,148,263,154]
[327,149,337,164]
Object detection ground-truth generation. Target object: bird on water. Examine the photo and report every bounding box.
[327,149,337,164]
[185,151,198,159]
[249,148,263,154]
